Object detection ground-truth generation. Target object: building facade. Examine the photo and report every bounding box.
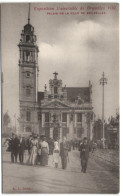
[18,14,94,140]
[106,115,119,148]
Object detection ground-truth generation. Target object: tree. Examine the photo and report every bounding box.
[3,112,11,127]
[2,112,12,137]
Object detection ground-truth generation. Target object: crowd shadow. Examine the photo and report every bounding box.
[2,159,83,174]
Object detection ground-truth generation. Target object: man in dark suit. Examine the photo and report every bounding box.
[18,135,26,164]
[60,137,69,169]
[48,138,54,155]
[26,135,33,155]
[10,133,20,163]
[80,137,89,173]
[10,133,15,163]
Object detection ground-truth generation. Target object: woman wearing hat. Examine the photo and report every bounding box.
[39,136,49,166]
[53,137,60,168]
[28,135,38,165]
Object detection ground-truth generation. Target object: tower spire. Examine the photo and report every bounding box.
[28,3,30,24]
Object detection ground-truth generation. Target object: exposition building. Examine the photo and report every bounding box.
[18,11,94,140]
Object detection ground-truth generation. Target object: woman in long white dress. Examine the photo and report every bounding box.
[53,138,60,168]
[28,136,38,165]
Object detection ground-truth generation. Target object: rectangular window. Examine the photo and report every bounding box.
[45,113,49,122]
[62,113,67,122]
[26,111,31,121]
[37,112,41,121]
[77,113,82,122]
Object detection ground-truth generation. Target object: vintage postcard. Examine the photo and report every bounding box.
[1,2,119,193]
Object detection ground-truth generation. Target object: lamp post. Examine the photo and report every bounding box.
[100,72,107,148]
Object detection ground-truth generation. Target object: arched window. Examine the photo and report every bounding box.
[26,35,30,42]
[26,51,30,62]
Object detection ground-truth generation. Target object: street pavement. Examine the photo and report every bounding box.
[2,148,119,193]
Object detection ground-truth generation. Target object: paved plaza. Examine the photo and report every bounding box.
[2,148,119,193]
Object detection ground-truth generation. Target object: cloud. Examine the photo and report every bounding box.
[2,3,119,123]
[39,19,118,76]
[38,18,119,120]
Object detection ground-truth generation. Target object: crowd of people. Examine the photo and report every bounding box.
[5,133,71,170]
[5,133,92,173]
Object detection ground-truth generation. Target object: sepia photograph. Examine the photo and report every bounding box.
[1,2,119,193]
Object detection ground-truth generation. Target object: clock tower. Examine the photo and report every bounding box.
[18,4,39,133]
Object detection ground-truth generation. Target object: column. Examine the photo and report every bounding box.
[21,50,23,62]
[90,121,93,140]
[74,113,77,127]
[33,52,36,62]
[83,113,87,138]
[42,113,45,127]
[24,51,26,61]
[20,49,21,60]
[60,127,62,141]
[69,120,74,140]
[51,87,53,98]
[67,113,69,128]
[24,126,25,133]
[82,113,85,128]
[74,113,77,138]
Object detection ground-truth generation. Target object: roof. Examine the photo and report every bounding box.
[38,92,44,102]
[38,87,90,103]
[24,23,34,34]
[66,87,90,103]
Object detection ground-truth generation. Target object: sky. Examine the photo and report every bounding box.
[1,2,119,125]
